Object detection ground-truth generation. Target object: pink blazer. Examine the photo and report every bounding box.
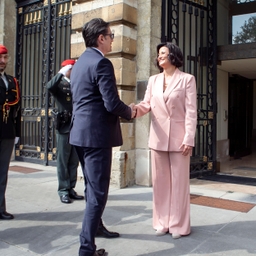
[136,68,197,152]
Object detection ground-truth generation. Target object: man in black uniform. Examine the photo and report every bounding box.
[47,59,84,204]
[0,44,21,220]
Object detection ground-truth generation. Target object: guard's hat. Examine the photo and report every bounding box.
[61,59,76,67]
[0,44,8,54]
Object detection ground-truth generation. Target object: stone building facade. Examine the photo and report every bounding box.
[4,0,254,189]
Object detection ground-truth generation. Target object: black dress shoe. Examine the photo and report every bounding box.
[69,190,84,200]
[96,224,120,238]
[93,248,105,256]
[0,211,14,220]
[60,194,72,204]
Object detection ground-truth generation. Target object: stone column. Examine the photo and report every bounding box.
[0,1,4,43]
[135,0,161,186]
[0,0,16,75]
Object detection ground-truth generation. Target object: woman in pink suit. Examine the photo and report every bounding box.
[135,42,197,239]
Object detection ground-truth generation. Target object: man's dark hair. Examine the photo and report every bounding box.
[155,42,183,72]
[82,18,110,47]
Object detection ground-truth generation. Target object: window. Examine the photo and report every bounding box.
[230,1,256,44]
[232,13,256,44]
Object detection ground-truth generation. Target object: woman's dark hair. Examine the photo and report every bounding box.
[82,18,110,47]
[155,42,183,72]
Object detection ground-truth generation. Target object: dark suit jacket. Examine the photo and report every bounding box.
[0,74,21,139]
[69,47,131,148]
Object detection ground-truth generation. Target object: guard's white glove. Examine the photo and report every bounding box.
[58,64,73,76]
[15,137,19,144]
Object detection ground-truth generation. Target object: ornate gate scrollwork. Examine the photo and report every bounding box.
[15,0,72,165]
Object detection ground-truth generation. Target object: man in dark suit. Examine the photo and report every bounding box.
[70,18,135,256]
[47,59,84,204]
[0,44,21,220]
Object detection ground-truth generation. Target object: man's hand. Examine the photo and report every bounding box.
[129,103,137,118]
[58,64,73,76]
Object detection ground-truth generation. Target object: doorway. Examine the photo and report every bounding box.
[228,76,253,159]
[218,76,256,179]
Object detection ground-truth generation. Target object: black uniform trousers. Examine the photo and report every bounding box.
[0,139,15,213]
[75,146,112,256]
[56,133,79,196]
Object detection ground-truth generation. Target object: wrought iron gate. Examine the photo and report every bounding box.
[161,0,217,177]
[15,0,72,165]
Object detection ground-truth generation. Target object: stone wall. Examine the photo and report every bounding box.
[0,0,16,76]
[0,1,4,43]
[135,0,161,186]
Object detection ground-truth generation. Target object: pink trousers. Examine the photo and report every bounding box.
[151,149,191,235]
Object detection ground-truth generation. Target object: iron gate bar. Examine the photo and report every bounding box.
[44,0,51,165]
[161,0,166,42]
[208,0,217,172]
[182,2,186,70]
[194,7,198,82]
[188,4,192,74]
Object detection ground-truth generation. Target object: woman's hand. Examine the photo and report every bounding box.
[181,144,193,156]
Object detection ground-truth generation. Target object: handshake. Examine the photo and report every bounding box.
[129,103,137,119]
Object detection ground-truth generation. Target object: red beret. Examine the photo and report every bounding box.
[61,59,76,67]
[0,44,8,54]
